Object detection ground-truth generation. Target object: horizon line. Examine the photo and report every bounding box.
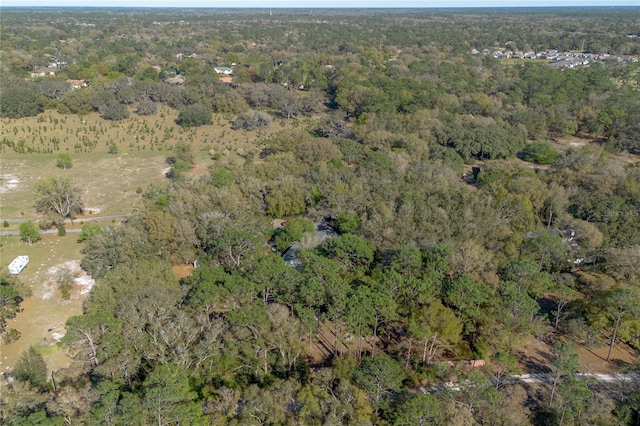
[2,5,639,8]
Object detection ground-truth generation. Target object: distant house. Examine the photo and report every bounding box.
[8,255,29,275]
[282,222,336,270]
[214,66,233,75]
[30,67,58,78]
[67,79,88,89]
[165,75,185,85]
[219,76,234,85]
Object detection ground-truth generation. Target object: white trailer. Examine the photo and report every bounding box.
[8,255,29,274]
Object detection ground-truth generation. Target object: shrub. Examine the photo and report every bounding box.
[521,141,560,165]
[231,111,271,131]
[19,222,41,244]
[99,99,130,120]
[77,222,102,243]
[211,168,235,188]
[56,153,73,169]
[3,328,21,344]
[108,143,119,155]
[136,99,157,116]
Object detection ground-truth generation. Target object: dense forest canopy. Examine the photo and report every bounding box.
[1,7,640,426]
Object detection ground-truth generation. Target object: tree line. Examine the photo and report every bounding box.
[1,8,640,425]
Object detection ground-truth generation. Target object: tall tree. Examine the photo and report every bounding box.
[13,347,48,389]
[548,342,580,405]
[354,357,405,416]
[142,364,205,425]
[34,177,83,222]
[602,287,640,361]
[60,311,123,369]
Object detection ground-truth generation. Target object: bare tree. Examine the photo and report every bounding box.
[34,177,84,222]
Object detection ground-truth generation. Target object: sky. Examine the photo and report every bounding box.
[1,0,639,7]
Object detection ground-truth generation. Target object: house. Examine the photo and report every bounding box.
[30,67,58,78]
[67,79,88,89]
[165,75,185,85]
[219,76,234,85]
[8,255,29,275]
[282,222,336,270]
[214,66,233,75]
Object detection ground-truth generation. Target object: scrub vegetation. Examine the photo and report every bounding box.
[1,7,639,425]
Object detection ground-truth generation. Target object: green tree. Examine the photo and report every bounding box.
[549,342,580,405]
[176,103,212,127]
[13,347,47,389]
[521,140,560,164]
[142,364,205,425]
[603,287,640,361]
[19,221,40,245]
[80,226,153,279]
[274,218,314,252]
[98,99,130,121]
[443,274,491,326]
[214,228,261,272]
[393,393,442,426]
[0,377,49,424]
[77,222,102,243]
[34,177,83,222]
[455,370,503,423]
[265,177,308,217]
[60,311,123,368]
[0,273,30,334]
[0,86,43,118]
[335,211,361,234]
[554,374,593,426]
[346,285,376,360]
[354,357,405,415]
[410,299,463,364]
[56,153,73,169]
[498,280,539,332]
[33,80,71,100]
[319,234,375,273]
[524,233,567,272]
[490,352,521,390]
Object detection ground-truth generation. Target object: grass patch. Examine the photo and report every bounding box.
[33,343,59,357]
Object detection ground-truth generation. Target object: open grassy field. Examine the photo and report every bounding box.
[0,106,276,157]
[0,107,300,221]
[0,106,299,372]
[0,233,86,373]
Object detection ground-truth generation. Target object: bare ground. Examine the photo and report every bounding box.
[515,336,639,374]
